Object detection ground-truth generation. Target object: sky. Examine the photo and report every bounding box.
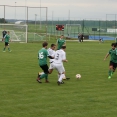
[0,0,117,20]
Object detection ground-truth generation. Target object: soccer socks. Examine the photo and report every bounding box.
[58,74,64,82]
[40,73,48,79]
[8,48,10,51]
[3,48,11,52]
[3,48,6,51]
[108,69,113,79]
[108,69,112,76]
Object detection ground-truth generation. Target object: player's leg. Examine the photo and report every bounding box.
[7,43,11,52]
[48,63,54,74]
[56,64,65,85]
[3,42,7,52]
[58,73,65,84]
[61,65,70,80]
[108,61,114,79]
[40,64,49,83]
[112,63,117,75]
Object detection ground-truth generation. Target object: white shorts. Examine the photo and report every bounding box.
[51,63,65,74]
[49,62,54,70]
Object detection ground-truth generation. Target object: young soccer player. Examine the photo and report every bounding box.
[48,44,56,74]
[37,42,53,83]
[104,43,117,79]
[50,45,68,85]
[3,31,12,52]
[56,35,66,50]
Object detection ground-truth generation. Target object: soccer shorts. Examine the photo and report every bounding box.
[49,61,54,70]
[51,63,65,74]
[5,42,9,46]
[40,64,49,74]
[109,61,117,70]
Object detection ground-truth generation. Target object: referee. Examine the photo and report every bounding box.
[2,29,7,41]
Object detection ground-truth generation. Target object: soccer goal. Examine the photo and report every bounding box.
[66,24,82,37]
[0,24,28,43]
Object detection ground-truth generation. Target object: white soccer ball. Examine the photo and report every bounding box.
[76,74,81,79]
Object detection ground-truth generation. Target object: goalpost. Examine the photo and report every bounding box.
[0,24,28,43]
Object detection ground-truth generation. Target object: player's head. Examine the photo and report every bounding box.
[111,43,117,49]
[61,35,64,39]
[51,44,56,50]
[61,45,66,50]
[42,42,48,49]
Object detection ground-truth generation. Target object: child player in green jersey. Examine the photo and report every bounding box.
[104,43,117,79]
[3,31,11,52]
[56,35,66,50]
[37,42,53,83]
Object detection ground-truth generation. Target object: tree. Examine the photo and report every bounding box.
[0,18,7,23]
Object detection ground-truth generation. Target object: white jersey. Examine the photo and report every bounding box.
[54,49,66,64]
[47,48,55,63]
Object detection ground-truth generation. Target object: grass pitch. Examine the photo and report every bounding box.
[0,40,117,117]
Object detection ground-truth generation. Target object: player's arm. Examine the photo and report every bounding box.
[47,50,54,59]
[62,52,68,62]
[56,39,59,49]
[63,40,66,46]
[48,56,54,59]
[104,53,109,60]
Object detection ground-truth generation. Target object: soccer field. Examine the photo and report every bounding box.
[0,40,117,117]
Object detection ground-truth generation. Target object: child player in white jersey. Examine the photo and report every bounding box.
[51,45,68,85]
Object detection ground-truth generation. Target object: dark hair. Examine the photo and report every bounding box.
[61,45,66,49]
[42,42,48,47]
[51,44,56,47]
[111,43,117,47]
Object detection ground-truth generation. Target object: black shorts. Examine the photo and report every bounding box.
[3,34,5,38]
[5,42,9,46]
[40,64,49,74]
[109,61,117,69]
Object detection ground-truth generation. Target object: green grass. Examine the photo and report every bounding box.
[0,40,117,117]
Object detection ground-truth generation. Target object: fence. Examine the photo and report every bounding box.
[47,18,117,40]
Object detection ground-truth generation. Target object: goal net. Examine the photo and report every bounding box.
[0,24,28,43]
[66,24,82,38]
[27,33,50,42]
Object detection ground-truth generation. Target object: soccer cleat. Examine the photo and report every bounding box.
[45,80,49,83]
[9,50,12,52]
[62,77,66,80]
[111,72,114,76]
[60,81,64,84]
[36,78,42,83]
[66,77,70,80]
[63,77,70,80]
[3,51,6,52]
[57,81,61,85]
[108,76,111,79]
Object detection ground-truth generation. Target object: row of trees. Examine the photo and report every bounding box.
[46,20,117,28]
[0,18,7,23]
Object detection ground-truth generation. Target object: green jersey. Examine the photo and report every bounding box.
[109,48,117,63]
[38,48,49,66]
[57,38,66,50]
[4,34,10,42]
